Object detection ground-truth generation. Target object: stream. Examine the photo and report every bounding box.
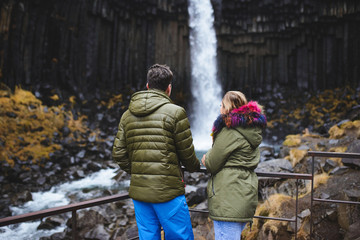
[0,168,129,240]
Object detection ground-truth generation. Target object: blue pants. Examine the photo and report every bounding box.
[213,220,247,240]
[132,195,194,240]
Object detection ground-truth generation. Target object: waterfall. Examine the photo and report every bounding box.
[188,0,222,151]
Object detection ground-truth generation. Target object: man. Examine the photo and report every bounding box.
[112,64,200,240]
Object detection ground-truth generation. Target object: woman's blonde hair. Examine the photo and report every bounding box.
[222,91,248,114]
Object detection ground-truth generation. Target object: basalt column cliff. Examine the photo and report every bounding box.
[0,0,191,99]
[0,0,359,99]
[214,0,360,93]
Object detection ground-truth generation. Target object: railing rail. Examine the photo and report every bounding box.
[0,151,359,239]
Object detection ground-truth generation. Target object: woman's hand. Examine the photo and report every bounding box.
[201,154,206,167]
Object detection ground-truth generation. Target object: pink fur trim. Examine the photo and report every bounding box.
[232,101,261,113]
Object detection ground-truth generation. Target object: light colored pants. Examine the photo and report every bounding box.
[132,195,194,240]
[213,220,247,240]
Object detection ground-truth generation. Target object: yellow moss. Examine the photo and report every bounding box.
[329,146,347,153]
[306,173,330,193]
[12,86,42,106]
[67,112,88,136]
[69,96,76,108]
[50,94,59,101]
[353,120,360,128]
[243,194,294,239]
[329,157,343,167]
[289,149,308,167]
[283,135,301,147]
[328,125,345,139]
[0,85,91,169]
[107,94,123,109]
[337,120,360,138]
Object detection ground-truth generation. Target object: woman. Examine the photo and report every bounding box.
[201,91,267,240]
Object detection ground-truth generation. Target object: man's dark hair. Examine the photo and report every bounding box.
[147,64,173,91]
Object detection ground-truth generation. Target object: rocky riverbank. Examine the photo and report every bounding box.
[1,84,360,239]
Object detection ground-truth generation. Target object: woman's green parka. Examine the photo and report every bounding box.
[205,101,266,223]
[112,89,200,203]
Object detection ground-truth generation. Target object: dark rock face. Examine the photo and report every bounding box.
[0,0,191,101]
[1,0,360,102]
[214,0,360,94]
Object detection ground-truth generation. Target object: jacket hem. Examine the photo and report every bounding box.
[209,215,253,223]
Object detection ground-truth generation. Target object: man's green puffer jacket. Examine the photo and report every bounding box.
[112,89,200,203]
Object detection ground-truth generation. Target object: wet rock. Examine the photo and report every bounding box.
[37,216,64,230]
[323,159,338,172]
[338,119,351,127]
[105,140,113,148]
[120,225,138,240]
[186,187,207,206]
[89,145,99,152]
[31,126,44,132]
[343,189,360,199]
[125,205,135,218]
[87,162,102,171]
[96,113,104,121]
[84,224,111,240]
[342,158,360,169]
[112,169,130,181]
[0,199,11,218]
[19,171,32,182]
[40,232,67,240]
[40,138,51,146]
[111,227,127,240]
[107,162,119,169]
[185,172,209,185]
[348,105,360,121]
[66,209,109,239]
[326,209,337,222]
[74,170,85,178]
[299,209,311,219]
[37,176,47,185]
[61,126,71,137]
[11,190,32,205]
[44,161,53,169]
[344,220,360,240]
[31,164,40,172]
[279,145,290,158]
[342,140,360,169]
[116,215,129,227]
[306,158,322,174]
[6,164,23,183]
[88,135,96,143]
[76,150,86,159]
[256,158,293,173]
[330,166,350,175]
[260,145,275,161]
[6,112,17,118]
[67,156,76,165]
[320,192,330,199]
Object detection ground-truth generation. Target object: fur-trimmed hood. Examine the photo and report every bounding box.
[211,101,267,146]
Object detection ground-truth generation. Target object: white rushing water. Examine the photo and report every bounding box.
[188,0,222,151]
[0,168,128,240]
